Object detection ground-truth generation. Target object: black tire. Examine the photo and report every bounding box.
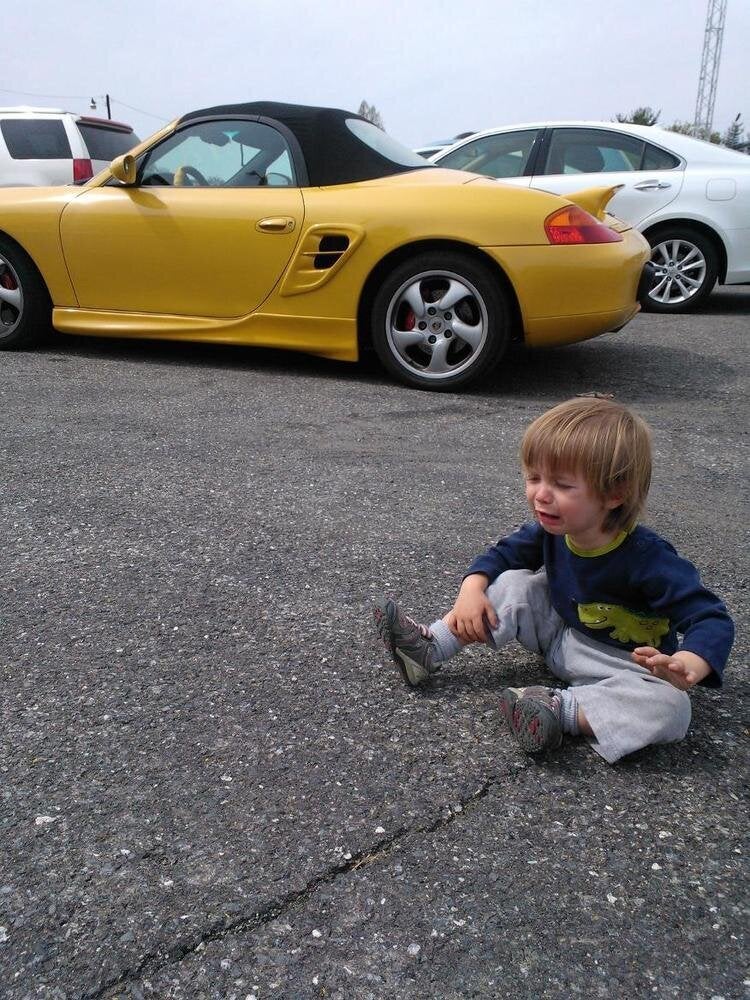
[370,251,510,390]
[0,236,52,349]
[641,225,719,314]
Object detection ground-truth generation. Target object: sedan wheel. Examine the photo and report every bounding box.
[0,237,51,349]
[371,252,509,390]
[641,227,718,314]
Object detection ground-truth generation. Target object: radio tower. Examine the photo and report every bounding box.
[693,0,728,139]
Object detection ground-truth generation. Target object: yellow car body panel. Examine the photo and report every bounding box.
[0,187,81,306]
[58,186,305,316]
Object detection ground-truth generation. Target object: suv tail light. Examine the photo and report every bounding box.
[545,205,622,245]
[73,158,94,183]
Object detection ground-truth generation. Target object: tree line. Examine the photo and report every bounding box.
[614,106,746,149]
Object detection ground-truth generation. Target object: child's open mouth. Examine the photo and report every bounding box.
[536,510,561,526]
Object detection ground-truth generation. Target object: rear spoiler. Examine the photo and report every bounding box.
[565,184,624,221]
[76,115,134,133]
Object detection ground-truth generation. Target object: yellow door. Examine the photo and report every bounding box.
[59,185,303,318]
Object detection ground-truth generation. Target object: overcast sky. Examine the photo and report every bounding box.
[4,0,748,147]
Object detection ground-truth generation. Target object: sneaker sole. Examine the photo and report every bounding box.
[373,601,428,688]
[498,688,522,730]
[512,700,563,754]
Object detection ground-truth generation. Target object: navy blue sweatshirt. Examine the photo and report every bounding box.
[466,522,734,686]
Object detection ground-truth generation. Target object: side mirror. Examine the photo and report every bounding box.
[110,154,137,185]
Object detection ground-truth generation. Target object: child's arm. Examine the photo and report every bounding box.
[444,573,497,644]
[631,646,713,690]
[451,522,545,644]
[634,537,734,687]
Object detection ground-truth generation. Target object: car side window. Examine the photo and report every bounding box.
[438,130,540,178]
[0,119,72,159]
[138,120,296,188]
[642,143,681,170]
[542,128,645,175]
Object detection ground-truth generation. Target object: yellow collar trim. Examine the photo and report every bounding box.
[565,530,629,557]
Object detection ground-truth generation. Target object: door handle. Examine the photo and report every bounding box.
[634,180,672,191]
[256,217,295,233]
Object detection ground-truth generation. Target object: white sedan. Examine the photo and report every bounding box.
[433,121,750,313]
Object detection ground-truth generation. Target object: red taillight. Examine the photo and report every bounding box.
[545,205,622,245]
[73,158,94,183]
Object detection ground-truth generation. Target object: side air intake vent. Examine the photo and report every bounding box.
[280,224,364,296]
[314,235,350,270]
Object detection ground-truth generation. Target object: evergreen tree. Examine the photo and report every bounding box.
[723,114,744,148]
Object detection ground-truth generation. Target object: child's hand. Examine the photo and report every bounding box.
[444,576,497,644]
[631,646,712,690]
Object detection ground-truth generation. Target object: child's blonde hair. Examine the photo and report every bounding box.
[520,398,652,532]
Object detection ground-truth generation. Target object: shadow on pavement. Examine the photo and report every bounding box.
[40,324,737,407]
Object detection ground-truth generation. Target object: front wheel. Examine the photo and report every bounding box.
[641,226,719,313]
[0,237,52,349]
[370,251,510,390]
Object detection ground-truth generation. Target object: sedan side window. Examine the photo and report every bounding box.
[138,120,296,188]
[642,143,681,170]
[438,130,540,178]
[543,128,645,175]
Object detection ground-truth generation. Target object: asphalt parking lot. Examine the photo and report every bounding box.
[1,288,748,1000]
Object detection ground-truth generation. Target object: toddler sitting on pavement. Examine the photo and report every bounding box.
[374,397,734,764]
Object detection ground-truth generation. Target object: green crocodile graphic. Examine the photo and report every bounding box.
[577,602,670,646]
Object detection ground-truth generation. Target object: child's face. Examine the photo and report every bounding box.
[524,466,621,548]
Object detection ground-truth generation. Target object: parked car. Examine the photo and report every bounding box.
[414,131,476,159]
[0,101,650,391]
[434,121,750,313]
[0,106,140,186]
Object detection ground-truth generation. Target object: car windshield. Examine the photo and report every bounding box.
[345,118,431,169]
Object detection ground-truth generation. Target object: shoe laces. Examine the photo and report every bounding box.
[399,610,432,640]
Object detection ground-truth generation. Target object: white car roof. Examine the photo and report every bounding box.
[440,120,750,166]
[0,106,70,115]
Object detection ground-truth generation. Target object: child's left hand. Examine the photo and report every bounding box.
[631,647,713,690]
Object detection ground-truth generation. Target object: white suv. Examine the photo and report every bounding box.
[0,106,140,186]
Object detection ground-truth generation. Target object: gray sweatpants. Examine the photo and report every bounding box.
[431,568,691,764]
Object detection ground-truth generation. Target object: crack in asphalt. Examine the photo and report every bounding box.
[92,772,500,999]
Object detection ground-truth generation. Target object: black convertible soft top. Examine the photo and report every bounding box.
[179,101,430,187]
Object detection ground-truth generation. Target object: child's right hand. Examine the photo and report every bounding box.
[444,574,497,644]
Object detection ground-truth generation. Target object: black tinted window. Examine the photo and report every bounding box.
[0,119,71,159]
[78,123,139,160]
[544,128,645,174]
[643,143,681,170]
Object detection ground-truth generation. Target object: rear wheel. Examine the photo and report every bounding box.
[641,226,718,313]
[0,236,52,349]
[370,251,510,390]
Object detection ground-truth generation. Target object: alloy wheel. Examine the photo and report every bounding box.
[384,269,489,382]
[648,238,708,306]
[0,252,23,338]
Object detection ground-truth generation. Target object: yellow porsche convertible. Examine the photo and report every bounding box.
[0,101,651,390]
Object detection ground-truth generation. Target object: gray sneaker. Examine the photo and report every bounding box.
[373,597,438,687]
[499,686,563,753]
